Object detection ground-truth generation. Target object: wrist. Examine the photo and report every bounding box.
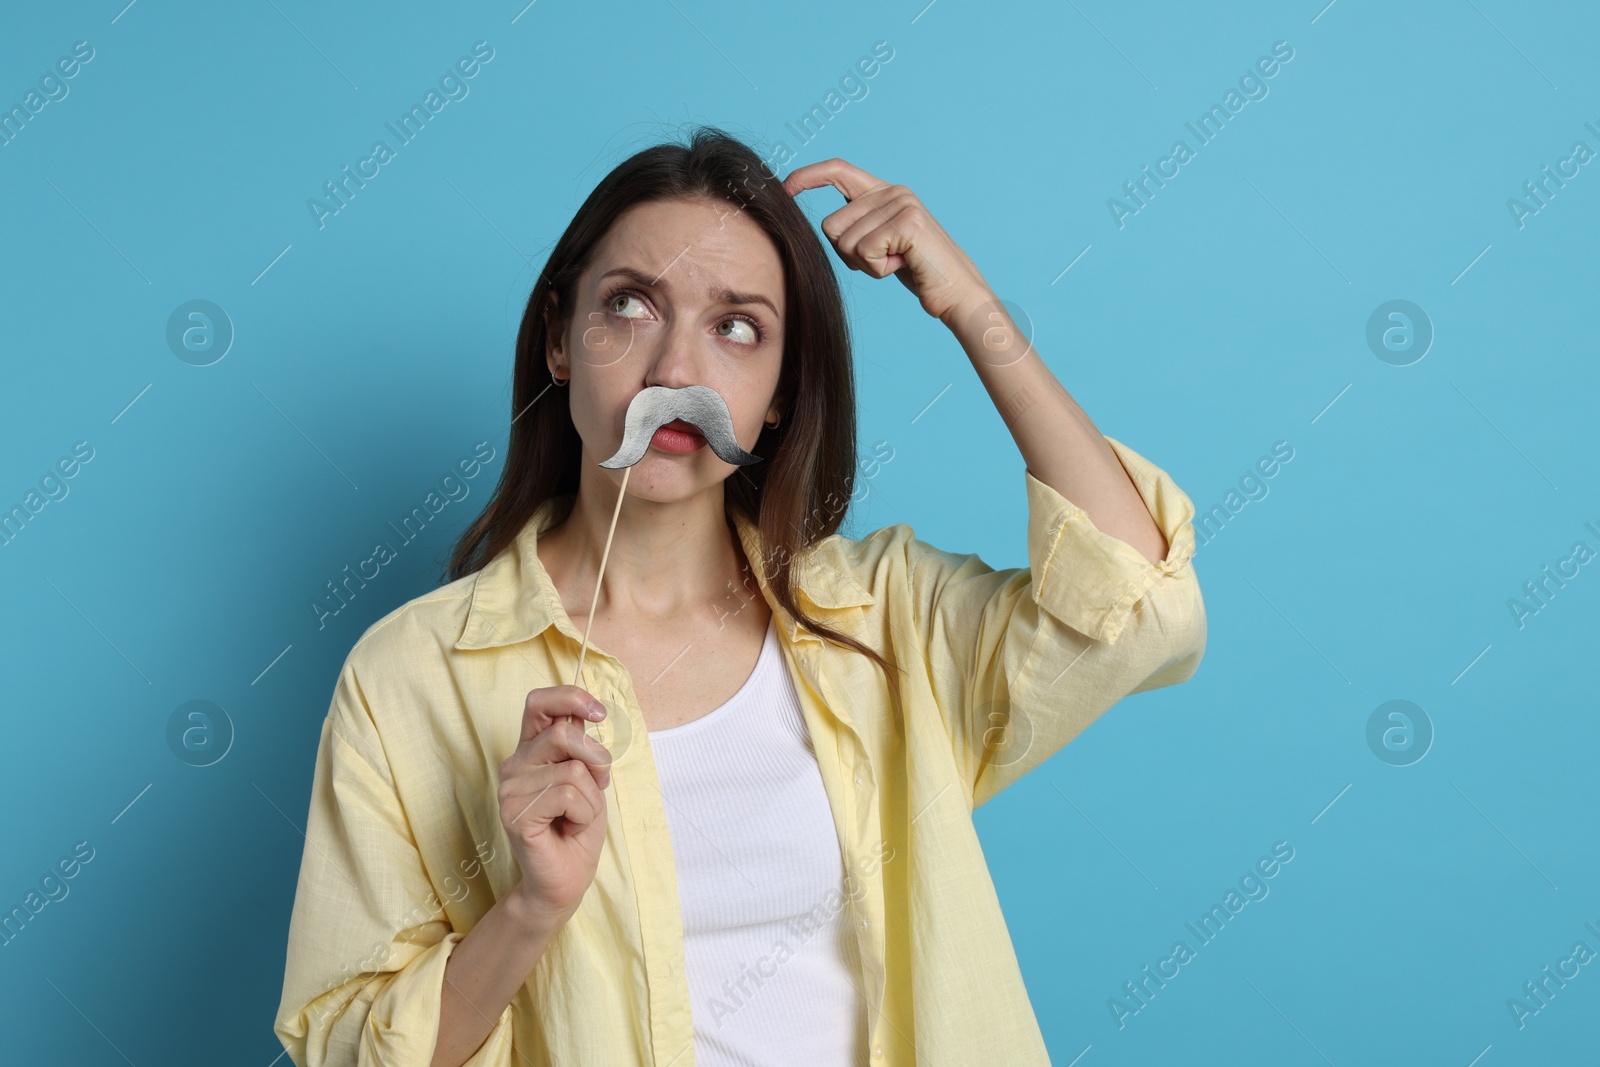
[939,282,1002,338]
[947,291,1035,369]
[502,884,568,942]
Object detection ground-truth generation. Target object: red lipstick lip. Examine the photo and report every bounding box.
[650,419,706,455]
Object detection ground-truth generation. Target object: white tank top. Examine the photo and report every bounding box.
[648,614,868,1067]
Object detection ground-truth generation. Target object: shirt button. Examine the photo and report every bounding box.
[872,1043,883,1058]
[854,775,863,785]
[859,918,869,928]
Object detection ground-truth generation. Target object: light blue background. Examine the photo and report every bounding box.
[3,0,1597,1063]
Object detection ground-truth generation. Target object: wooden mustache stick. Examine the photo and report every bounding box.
[571,463,630,688]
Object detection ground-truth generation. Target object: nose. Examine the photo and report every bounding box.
[643,317,703,391]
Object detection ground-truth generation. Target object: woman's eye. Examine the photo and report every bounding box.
[607,291,647,318]
[715,318,759,344]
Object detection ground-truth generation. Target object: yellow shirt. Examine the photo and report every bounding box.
[275,434,1207,1066]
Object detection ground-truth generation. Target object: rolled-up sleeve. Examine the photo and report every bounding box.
[911,435,1207,808]
[274,660,515,1067]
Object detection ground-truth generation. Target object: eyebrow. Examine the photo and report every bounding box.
[598,265,781,319]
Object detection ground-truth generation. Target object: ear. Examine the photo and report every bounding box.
[543,291,567,376]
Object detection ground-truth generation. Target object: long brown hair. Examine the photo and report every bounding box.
[445,125,901,694]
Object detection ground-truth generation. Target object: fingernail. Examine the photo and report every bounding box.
[588,698,606,719]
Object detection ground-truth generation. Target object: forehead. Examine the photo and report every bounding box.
[588,197,785,314]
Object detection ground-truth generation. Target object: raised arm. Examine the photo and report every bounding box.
[784,157,1206,807]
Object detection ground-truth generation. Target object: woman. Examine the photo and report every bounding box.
[275,127,1206,1067]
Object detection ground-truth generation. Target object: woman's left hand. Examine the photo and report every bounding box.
[783,158,994,328]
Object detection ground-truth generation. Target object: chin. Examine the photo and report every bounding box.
[611,454,728,500]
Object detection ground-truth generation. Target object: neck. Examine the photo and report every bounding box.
[543,456,747,626]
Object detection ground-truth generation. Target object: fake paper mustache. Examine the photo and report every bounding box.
[598,384,763,469]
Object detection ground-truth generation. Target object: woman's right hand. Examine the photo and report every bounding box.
[497,685,613,933]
